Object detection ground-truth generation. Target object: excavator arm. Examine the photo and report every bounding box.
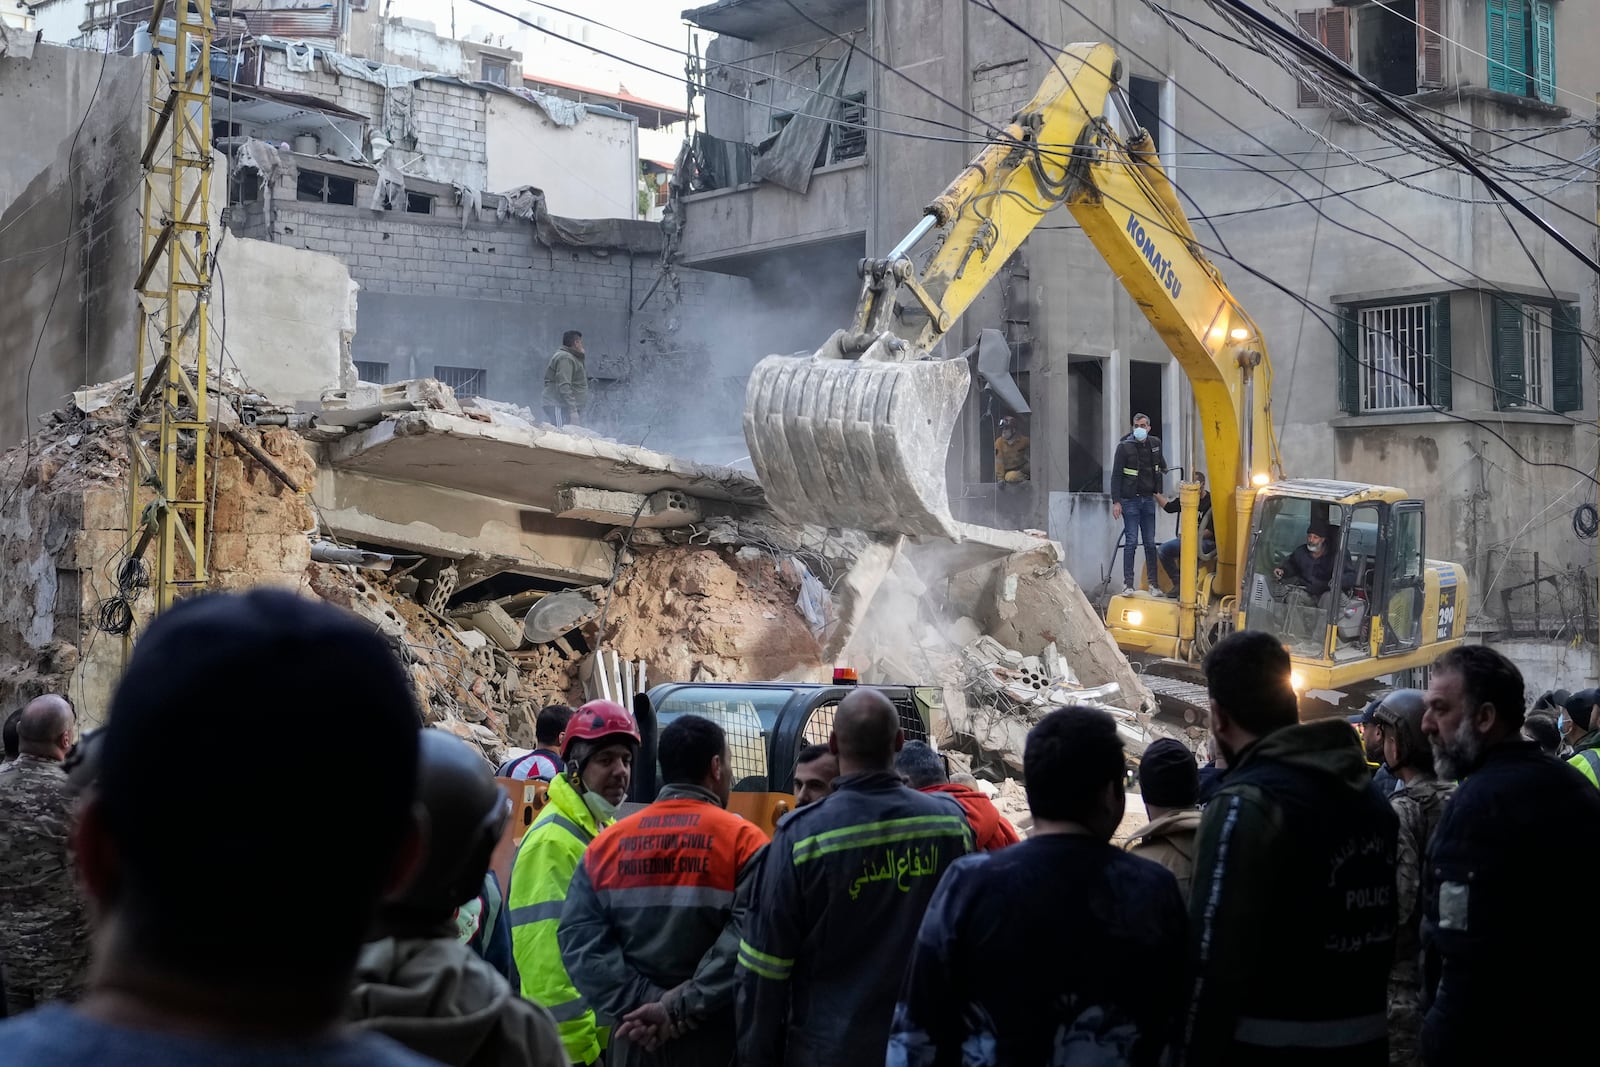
[743,42,1282,561]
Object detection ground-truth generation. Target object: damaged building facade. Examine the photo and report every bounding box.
[677,0,1600,684]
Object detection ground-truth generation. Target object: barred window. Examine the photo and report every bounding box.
[1358,301,1431,412]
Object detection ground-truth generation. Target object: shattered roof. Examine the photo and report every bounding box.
[521,73,689,127]
[217,82,368,122]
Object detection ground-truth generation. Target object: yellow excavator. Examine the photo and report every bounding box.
[742,42,1467,715]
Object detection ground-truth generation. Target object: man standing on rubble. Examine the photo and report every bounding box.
[1111,412,1164,595]
[510,699,639,1066]
[896,740,1018,851]
[736,688,973,1067]
[1418,647,1600,1063]
[561,715,768,1066]
[543,330,590,427]
[889,706,1188,1064]
[1185,631,1398,1066]
[791,743,837,809]
[0,694,89,1015]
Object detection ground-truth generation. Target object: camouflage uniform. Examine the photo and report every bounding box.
[1387,776,1454,1066]
[0,754,91,1015]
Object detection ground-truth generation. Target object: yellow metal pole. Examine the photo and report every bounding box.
[1178,477,1200,650]
[125,0,213,657]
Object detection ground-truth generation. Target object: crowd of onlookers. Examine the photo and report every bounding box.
[0,588,1597,1066]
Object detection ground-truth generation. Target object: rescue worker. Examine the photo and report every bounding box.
[1111,412,1165,595]
[509,699,639,1066]
[498,704,574,781]
[1559,688,1600,785]
[790,743,837,808]
[736,688,974,1067]
[560,715,768,1066]
[1155,471,1214,596]
[889,707,1188,1064]
[1185,631,1398,1066]
[348,730,566,1067]
[0,695,89,1015]
[542,330,589,427]
[993,415,1029,483]
[1520,712,1565,758]
[0,590,434,1065]
[1124,738,1202,903]
[1369,690,1452,1067]
[895,740,1018,851]
[1419,647,1600,1064]
[1350,698,1399,796]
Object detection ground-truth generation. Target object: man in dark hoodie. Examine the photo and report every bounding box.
[1418,646,1600,1063]
[1185,631,1398,1067]
[896,740,1019,851]
[348,730,566,1067]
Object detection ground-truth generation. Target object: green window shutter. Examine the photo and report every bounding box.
[1532,1,1556,105]
[1491,296,1527,409]
[1428,294,1452,410]
[1552,301,1583,412]
[1487,0,1528,94]
[1338,307,1361,414]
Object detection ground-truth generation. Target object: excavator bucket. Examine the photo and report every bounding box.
[744,330,970,540]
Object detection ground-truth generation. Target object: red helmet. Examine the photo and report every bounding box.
[560,699,641,759]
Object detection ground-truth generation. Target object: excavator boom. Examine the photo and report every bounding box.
[743,42,1280,560]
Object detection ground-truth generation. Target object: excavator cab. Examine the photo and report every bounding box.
[1240,481,1464,697]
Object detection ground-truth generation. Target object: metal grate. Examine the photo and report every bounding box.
[802,698,930,747]
[666,702,768,789]
[1524,305,1549,407]
[1359,302,1430,412]
[353,360,389,384]
[434,365,486,398]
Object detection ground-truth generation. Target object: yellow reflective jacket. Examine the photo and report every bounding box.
[509,773,612,1064]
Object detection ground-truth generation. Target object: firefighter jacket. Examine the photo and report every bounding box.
[1184,719,1398,1067]
[735,771,974,1067]
[993,433,1030,481]
[1111,432,1165,501]
[559,783,768,1067]
[918,782,1019,852]
[508,773,613,1066]
[1420,741,1600,1064]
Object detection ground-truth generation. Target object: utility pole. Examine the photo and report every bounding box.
[125,0,215,661]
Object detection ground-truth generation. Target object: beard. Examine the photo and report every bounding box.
[1431,714,1485,780]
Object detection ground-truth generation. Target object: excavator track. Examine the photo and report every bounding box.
[1139,672,1212,726]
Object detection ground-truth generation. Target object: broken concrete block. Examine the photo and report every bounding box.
[948,616,982,647]
[1041,641,1064,682]
[456,629,490,651]
[998,649,1024,670]
[554,485,705,529]
[452,600,523,651]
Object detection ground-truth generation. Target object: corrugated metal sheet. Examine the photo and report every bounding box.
[237,8,342,40]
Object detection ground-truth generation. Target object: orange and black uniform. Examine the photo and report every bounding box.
[918,782,1020,852]
[559,783,767,1067]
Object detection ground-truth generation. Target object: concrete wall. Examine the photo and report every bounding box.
[0,45,146,448]
[485,95,638,214]
[252,198,755,458]
[216,236,356,402]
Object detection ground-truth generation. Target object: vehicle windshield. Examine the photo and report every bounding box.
[654,686,790,790]
[1243,495,1355,658]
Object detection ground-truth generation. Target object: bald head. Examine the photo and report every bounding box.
[830,688,903,774]
[18,694,75,760]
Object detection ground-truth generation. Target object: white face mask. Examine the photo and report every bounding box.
[1132,427,1148,441]
[583,788,620,823]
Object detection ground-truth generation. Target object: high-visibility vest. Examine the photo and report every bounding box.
[1570,748,1600,788]
[508,774,610,1065]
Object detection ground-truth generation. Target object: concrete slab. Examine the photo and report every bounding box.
[322,411,766,514]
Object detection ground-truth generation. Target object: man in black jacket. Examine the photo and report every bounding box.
[1111,413,1165,594]
[1419,645,1600,1064]
[1185,631,1398,1067]
[735,689,973,1067]
[1155,471,1213,596]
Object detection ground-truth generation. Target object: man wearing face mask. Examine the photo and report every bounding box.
[1558,689,1600,785]
[509,700,640,1066]
[1110,413,1165,595]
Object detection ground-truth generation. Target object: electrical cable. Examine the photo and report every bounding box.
[1204,0,1600,275]
[0,29,116,519]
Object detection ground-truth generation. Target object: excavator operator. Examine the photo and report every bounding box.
[1272,521,1353,605]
